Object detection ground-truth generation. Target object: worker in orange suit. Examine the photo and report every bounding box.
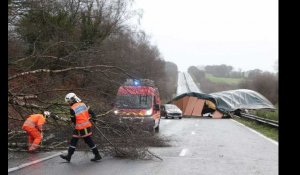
[60,92,101,162]
[22,111,51,152]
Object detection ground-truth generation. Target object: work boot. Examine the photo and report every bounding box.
[60,147,75,162]
[60,154,71,162]
[91,148,102,162]
[28,144,38,153]
[28,148,38,153]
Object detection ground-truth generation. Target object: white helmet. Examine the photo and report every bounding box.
[65,92,81,104]
[43,111,51,118]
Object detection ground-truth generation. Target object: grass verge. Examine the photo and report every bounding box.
[249,109,278,121]
[233,117,278,141]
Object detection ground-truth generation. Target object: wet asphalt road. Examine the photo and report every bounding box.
[8,118,278,175]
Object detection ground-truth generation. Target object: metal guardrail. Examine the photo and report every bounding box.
[239,112,278,128]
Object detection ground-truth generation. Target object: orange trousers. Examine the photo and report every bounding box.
[22,126,42,150]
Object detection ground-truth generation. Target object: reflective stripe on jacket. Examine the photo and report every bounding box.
[71,102,92,130]
[22,114,46,130]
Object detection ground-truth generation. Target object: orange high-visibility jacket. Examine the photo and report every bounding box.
[71,102,92,130]
[22,114,46,131]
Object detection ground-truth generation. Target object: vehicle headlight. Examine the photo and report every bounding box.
[145,109,152,115]
[114,110,119,114]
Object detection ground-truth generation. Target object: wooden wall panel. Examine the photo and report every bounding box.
[191,99,205,116]
[182,96,189,112]
[184,97,198,116]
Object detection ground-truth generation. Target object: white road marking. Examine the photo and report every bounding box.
[231,119,278,145]
[8,151,67,173]
[191,131,196,135]
[179,149,188,156]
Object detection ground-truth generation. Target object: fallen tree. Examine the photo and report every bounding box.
[8,113,170,160]
[8,0,173,160]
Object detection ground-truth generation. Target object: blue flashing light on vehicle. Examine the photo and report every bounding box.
[134,79,140,86]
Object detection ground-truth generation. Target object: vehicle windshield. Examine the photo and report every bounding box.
[165,104,180,110]
[116,94,152,109]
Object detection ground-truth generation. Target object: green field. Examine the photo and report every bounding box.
[205,74,244,85]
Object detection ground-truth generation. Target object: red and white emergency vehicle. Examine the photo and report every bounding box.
[113,79,161,132]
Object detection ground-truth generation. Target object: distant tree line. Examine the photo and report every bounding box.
[188,65,278,105]
[239,71,278,105]
[205,64,233,78]
[162,61,178,102]
[8,0,178,122]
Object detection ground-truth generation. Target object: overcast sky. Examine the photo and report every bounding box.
[131,0,278,72]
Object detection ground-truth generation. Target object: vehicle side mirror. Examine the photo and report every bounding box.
[154,104,160,110]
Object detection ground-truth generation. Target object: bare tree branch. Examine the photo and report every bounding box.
[11,95,38,100]
[8,65,134,81]
[10,100,47,109]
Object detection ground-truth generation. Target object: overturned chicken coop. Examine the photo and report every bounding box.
[168,89,275,118]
